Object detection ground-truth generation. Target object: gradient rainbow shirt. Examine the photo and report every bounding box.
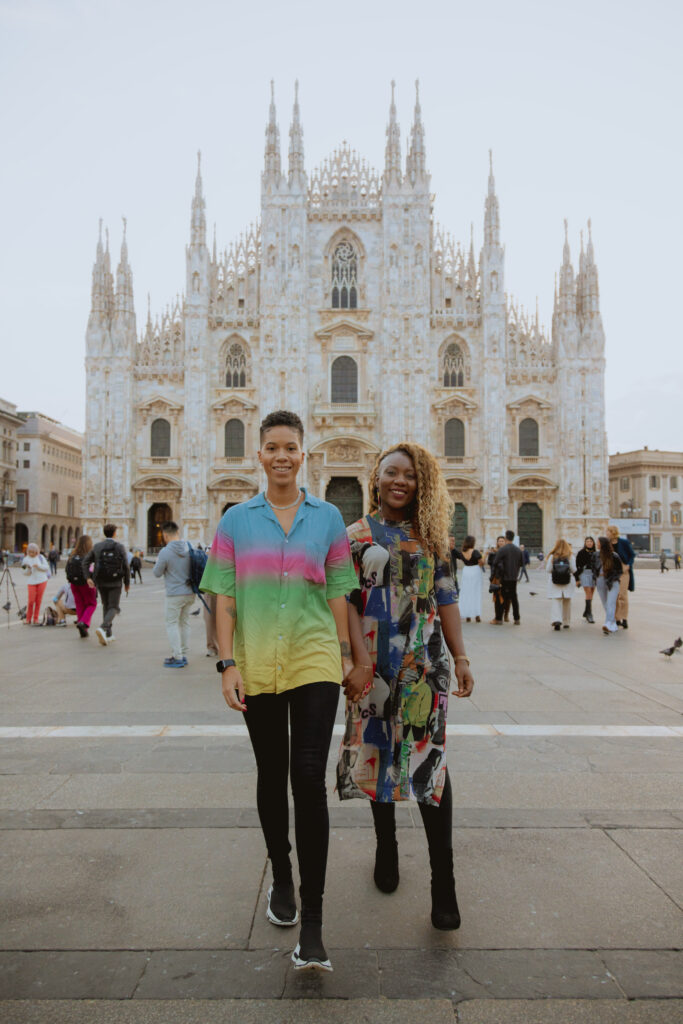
[200,490,358,695]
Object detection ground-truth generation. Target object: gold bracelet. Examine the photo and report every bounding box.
[454,655,470,665]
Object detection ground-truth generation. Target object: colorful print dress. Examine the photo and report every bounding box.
[337,513,458,807]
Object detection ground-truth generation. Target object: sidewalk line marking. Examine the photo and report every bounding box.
[0,724,680,739]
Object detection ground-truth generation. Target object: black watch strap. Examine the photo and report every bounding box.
[216,658,237,673]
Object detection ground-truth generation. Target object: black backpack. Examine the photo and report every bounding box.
[551,557,571,586]
[96,541,126,583]
[186,542,210,611]
[65,555,87,586]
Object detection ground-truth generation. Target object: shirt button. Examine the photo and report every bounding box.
[278,634,283,640]
[283,571,288,577]
[281,603,285,608]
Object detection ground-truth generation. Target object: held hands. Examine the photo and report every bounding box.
[221,665,247,712]
[452,660,475,699]
[343,659,372,703]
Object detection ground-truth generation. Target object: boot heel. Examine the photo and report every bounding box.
[430,848,461,930]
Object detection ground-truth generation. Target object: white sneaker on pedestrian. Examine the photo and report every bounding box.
[95,627,107,646]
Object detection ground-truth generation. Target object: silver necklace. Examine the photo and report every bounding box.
[265,488,303,511]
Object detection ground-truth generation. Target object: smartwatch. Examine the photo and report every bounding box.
[216,659,237,674]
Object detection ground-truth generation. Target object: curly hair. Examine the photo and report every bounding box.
[368,442,454,559]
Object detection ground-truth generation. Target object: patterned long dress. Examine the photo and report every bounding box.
[336,513,458,807]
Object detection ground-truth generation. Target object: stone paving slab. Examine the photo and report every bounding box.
[376,949,621,1000]
[600,950,683,998]
[1,948,681,1001]
[0,998,460,1024]
[250,827,683,951]
[0,830,266,950]
[456,1000,683,1024]
[605,829,683,908]
[2,807,682,831]
[0,951,149,1000]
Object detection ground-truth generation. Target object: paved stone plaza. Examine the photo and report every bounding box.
[0,561,681,1023]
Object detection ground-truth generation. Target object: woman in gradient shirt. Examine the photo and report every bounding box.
[201,410,363,973]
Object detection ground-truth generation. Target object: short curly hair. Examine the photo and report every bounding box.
[259,410,304,444]
[368,442,454,559]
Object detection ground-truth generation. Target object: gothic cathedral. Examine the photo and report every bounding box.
[83,82,609,552]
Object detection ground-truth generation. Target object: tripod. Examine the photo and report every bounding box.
[0,564,25,629]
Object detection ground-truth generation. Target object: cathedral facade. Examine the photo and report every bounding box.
[83,83,609,553]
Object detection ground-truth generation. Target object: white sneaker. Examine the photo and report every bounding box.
[95,627,107,646]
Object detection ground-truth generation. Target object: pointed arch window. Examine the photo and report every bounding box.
[151,418,171,458]
[519,418,539,457]
[225,342,247,388]
[331,356,358,404]
[331,241,358,309]
[443,343,465,387]
[224,419,245,458]
[445,418,465,458]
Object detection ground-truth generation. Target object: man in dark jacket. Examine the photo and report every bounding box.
[492,530,523,624]
[84,524,130,645]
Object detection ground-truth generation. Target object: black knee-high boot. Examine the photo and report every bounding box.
[370,800,399,893]
[418,772,461,930]
[585,599,594,623]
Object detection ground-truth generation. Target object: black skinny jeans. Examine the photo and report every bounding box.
[371,769,453,853]
[243,681,339,921]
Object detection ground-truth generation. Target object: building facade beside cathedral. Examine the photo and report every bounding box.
[83,83,609,553]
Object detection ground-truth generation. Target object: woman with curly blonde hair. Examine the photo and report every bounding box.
[337,442,475,931]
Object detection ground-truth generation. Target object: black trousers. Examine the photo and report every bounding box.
[371,769,453,852]
[243,681,339,920]
[495,581,520,622]
[97,584,122,631]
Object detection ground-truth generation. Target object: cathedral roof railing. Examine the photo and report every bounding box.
[308,142,382,221]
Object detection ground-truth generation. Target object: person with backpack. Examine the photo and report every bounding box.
[66,535,98,638]
[545,540,576,630]
[130,551,143,584]
[83,524,130,646]
[153,521,195,668]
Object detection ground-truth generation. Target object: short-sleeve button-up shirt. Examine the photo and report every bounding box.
[200,490,358,695]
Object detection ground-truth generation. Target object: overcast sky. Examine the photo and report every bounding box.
[1,0,681,453]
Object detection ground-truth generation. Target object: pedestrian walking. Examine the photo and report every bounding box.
[575,536,599,623]
[659,551,670,573]
[491,530,523,625]
[66,535,98,638]
[21,543,50,624]
[607,525,635,630]
[47,544,59,576]
[153,522,195,668]
[518,543,531,582]
[200,410,359,973]
[84,524,130,646]
[130,551,143,584]
[676,553,681,570]
[595,536,623,636]
[338,442,474,934]
[454,535,484,621]
[545,540,576,630]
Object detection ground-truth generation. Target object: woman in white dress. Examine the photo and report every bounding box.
[455,536,484,622]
